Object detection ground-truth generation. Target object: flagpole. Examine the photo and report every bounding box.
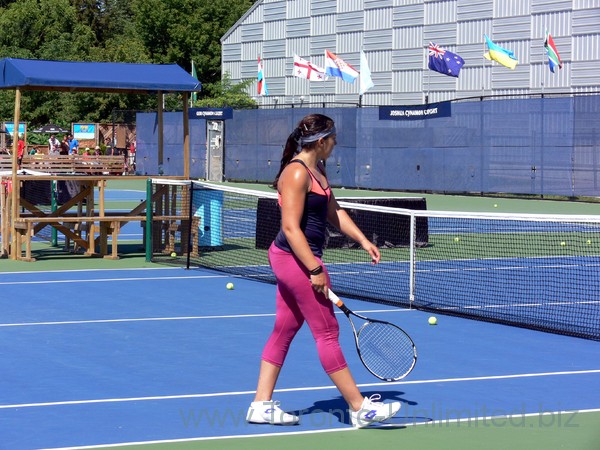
[541,31,546,98]
[425,46,430,104]
[481,40,486,99]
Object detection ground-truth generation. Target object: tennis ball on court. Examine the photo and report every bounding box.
[560,241,566,247]
[428,316,438,325]
[493,203,498,208]
[454,237,460,242]
[170,252,177,257]
[226,282,234,290]
[587,239,592,245]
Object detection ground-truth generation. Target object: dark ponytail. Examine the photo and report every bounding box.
[272,114,335,188]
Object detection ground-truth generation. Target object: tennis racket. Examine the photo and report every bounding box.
[329,290,417,381]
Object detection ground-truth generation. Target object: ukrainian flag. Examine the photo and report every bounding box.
[483,35,518,70]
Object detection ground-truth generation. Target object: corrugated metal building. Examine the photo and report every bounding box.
[221,0,600,106]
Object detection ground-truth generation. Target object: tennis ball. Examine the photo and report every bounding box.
[587,239,592,245]
[428,316,437,325]
[226,282,234,290]
[170,252,177,257]
[560,241,566,247]
[454,237,460,242]
[493,203,498,208]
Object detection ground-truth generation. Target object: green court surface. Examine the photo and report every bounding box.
[83,410,600,450]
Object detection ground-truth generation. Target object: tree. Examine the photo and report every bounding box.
[0,0,258,125]
[131,0,255,84]
[194,73,256,109]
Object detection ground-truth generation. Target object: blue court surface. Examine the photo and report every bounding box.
[0,267,599,449]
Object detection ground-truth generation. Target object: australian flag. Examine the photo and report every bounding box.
[428,42,465,78]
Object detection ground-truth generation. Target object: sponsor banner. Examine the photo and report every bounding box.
[189,108,233,120]
[379,102,451,120]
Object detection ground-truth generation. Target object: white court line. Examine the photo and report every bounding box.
[0,308,409,328]
[40,408,600,450]
[2,369,599,410]
[0,313,277,328]
[0,274,226,286]
[0,267,183,276]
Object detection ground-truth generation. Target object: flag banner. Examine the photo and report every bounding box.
[359,50,374,95]
[191,60,198,103]
[544,31,563,73]
[293,55,326,81]
[258,56,268,95]
[324,50,359,83]
[483,35,518,69]
[428,42,465,77]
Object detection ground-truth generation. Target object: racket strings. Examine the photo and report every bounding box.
[357,322,415,380]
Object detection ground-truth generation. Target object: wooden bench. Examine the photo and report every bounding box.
[13,215,145,261]
[13,214,200,261]
[142,215,200,257]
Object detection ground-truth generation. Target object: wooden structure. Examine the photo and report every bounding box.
[0,58,200,260]
[2,174,200,261]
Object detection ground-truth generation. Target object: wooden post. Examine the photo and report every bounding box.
[157,91,164,173]
[0,181,7,257]
[10,88,21,260]
[98,179,106,217]
[183,92,190,179]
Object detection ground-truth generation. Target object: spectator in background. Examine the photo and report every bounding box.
[128,140,136,174]
[60,135,70,155]
[68,133,79,155]
[48,134,60,155]
[17,134,25,168]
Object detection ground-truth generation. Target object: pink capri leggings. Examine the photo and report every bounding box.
[261,243,348,374]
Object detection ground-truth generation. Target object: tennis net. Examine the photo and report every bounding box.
[149,179,600,341]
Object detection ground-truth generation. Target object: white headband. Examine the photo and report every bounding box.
[297,126,336,150]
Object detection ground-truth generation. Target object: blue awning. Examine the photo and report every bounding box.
[0,58,201,93]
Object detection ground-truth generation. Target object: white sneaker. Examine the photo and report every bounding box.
[350,394,401,428]
[246,400,300,425]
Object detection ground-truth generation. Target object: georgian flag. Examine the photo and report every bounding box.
[293,54,326,81]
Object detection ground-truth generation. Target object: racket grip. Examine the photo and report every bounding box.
[328,290,344,307]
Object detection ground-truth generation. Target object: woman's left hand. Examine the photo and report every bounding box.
[361,240,380,264]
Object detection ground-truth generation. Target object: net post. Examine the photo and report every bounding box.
[145,178,153,262]
[51,180,58,247]
[408,212,416,308]
[186,182,194,269]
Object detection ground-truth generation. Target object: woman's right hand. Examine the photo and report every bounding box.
[310,272,328,295]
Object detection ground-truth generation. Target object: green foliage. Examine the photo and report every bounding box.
[194,73,257,109]
[131,0,255,84]
[0,0,258,126]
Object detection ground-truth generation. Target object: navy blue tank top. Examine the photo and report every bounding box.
[273,160,331,257]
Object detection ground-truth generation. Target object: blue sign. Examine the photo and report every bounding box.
[379,102,451,120]
[189,108,233,120]
[73,123,96,140]
[4,122,27,136]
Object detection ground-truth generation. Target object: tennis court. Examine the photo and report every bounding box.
[0,180,599,449]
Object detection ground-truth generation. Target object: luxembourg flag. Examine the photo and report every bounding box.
[324,50,359,83]
[257,56,268,96]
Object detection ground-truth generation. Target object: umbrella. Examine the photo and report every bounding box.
[32,124,70,134]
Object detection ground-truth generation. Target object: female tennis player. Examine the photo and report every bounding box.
[246,113,401,428]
